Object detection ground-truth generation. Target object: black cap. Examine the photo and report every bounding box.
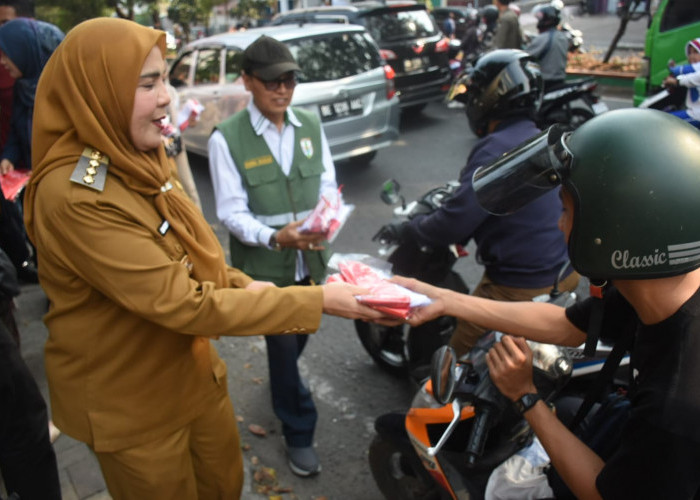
[242,35,300,80]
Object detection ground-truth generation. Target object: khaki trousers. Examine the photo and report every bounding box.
[94,382,243,500]
[449,271,580,357]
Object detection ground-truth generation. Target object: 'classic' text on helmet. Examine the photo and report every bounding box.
[456,49,543,137]
[472,109,700,281]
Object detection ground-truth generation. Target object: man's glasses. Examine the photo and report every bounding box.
[253,73,297,91]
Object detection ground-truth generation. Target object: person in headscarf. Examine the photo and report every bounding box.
[24,17,389,499]
[0,17,63,173]
[0,17,61,283]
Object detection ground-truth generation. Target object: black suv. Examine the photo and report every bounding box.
[272,2,451,111]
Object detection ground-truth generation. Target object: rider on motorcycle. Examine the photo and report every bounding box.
[398,109,700,498]
[526,4,569,91]
[401,49,579,357]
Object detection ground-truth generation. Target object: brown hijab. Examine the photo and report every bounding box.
[24,18,229,288]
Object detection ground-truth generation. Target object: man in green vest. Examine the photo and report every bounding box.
[208,35,338,477]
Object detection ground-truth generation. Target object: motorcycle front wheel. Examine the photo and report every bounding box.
[355,320,410,376]
[355,316,456,378]
[369,434,442,500]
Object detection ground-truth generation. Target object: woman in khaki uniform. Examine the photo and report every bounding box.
[23,18,387,499]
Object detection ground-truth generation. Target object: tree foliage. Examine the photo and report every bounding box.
[231,0,274,22]
[168,0,217,43]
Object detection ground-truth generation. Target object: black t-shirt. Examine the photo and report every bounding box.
[565,287,700,499]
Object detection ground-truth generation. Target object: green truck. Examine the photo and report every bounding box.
[633,0,700,107]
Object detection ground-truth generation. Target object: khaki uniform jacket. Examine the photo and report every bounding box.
[31,163,323,452]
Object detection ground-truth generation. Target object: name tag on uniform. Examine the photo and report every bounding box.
[244,155,273,169]
[158,220,170,235]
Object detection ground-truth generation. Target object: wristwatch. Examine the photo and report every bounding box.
[514,393,541,415]
[268,232,282,251]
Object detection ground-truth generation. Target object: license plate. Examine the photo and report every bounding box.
[404,57,427,72]
[592,102,609,115]
[319,98,363,122]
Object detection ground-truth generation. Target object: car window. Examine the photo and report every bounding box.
[225,49,243,83]
[194,48,221,85]
[362,9,438,42]
[287,31,382,82]
[660,0,700,32]
[169,52,194,88]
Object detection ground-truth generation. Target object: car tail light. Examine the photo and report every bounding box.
[380,49,397,61]
[384,64,396,100]
[435,37,449,53]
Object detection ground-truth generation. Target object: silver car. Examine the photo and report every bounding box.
[169,24,401,165]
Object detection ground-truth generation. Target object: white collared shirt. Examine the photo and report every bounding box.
[208,100,338,279]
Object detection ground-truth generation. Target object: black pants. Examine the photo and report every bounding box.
[264,276,317,447]
[0,190,31,271]
[0,317,60,499]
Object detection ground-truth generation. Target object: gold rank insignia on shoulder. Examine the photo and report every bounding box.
[69,147,110,192]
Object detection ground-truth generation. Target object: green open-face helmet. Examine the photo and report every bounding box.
[472,108,700,281]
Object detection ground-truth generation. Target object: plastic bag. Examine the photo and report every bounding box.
[1,170,31,202]
[484,437,554,500]
[326,259,431,318]
[299,188,354,243]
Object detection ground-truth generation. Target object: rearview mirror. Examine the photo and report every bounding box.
[380,178,402,205]
[431,346,457,405]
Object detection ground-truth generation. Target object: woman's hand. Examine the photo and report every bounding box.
[485,335,537,401]
[321,282,401,323]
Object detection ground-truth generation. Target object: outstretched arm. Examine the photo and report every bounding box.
[393,276,586,347]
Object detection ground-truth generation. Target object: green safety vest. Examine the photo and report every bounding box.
[216,108,330,286]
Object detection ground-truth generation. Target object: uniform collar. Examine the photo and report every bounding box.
[247,100,302,136]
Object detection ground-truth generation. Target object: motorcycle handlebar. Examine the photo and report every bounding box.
[466,405,492,467]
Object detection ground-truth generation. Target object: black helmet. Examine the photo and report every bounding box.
[533,4,561,32]
[472,109,700,281]
[458,49,542,138]
[480,5,499,31]
[465,7,479,27]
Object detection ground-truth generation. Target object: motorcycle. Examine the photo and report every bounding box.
[536,77,609,130]
[353,180,587,384]
[369,323,629,500]
[354,179,470,383]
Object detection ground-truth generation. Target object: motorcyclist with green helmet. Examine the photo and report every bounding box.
[395,108,700,498]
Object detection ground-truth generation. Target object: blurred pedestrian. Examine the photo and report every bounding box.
[0,17,63,174]
[24,18,389,499]
[492,0,522,49]
[663,37,700,129]
[0,17,62,283]
[0,247,61,500]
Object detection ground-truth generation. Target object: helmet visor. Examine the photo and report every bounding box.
[473,124,571,215]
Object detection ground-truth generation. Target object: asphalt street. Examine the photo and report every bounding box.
[10,9,647,500]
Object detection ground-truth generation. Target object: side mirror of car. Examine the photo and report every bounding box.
[431,345,457,405]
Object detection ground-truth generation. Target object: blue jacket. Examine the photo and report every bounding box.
[408,117,570,288]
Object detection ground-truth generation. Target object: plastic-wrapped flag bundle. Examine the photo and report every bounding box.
[326,260,431,319]
[299,187,354,243]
